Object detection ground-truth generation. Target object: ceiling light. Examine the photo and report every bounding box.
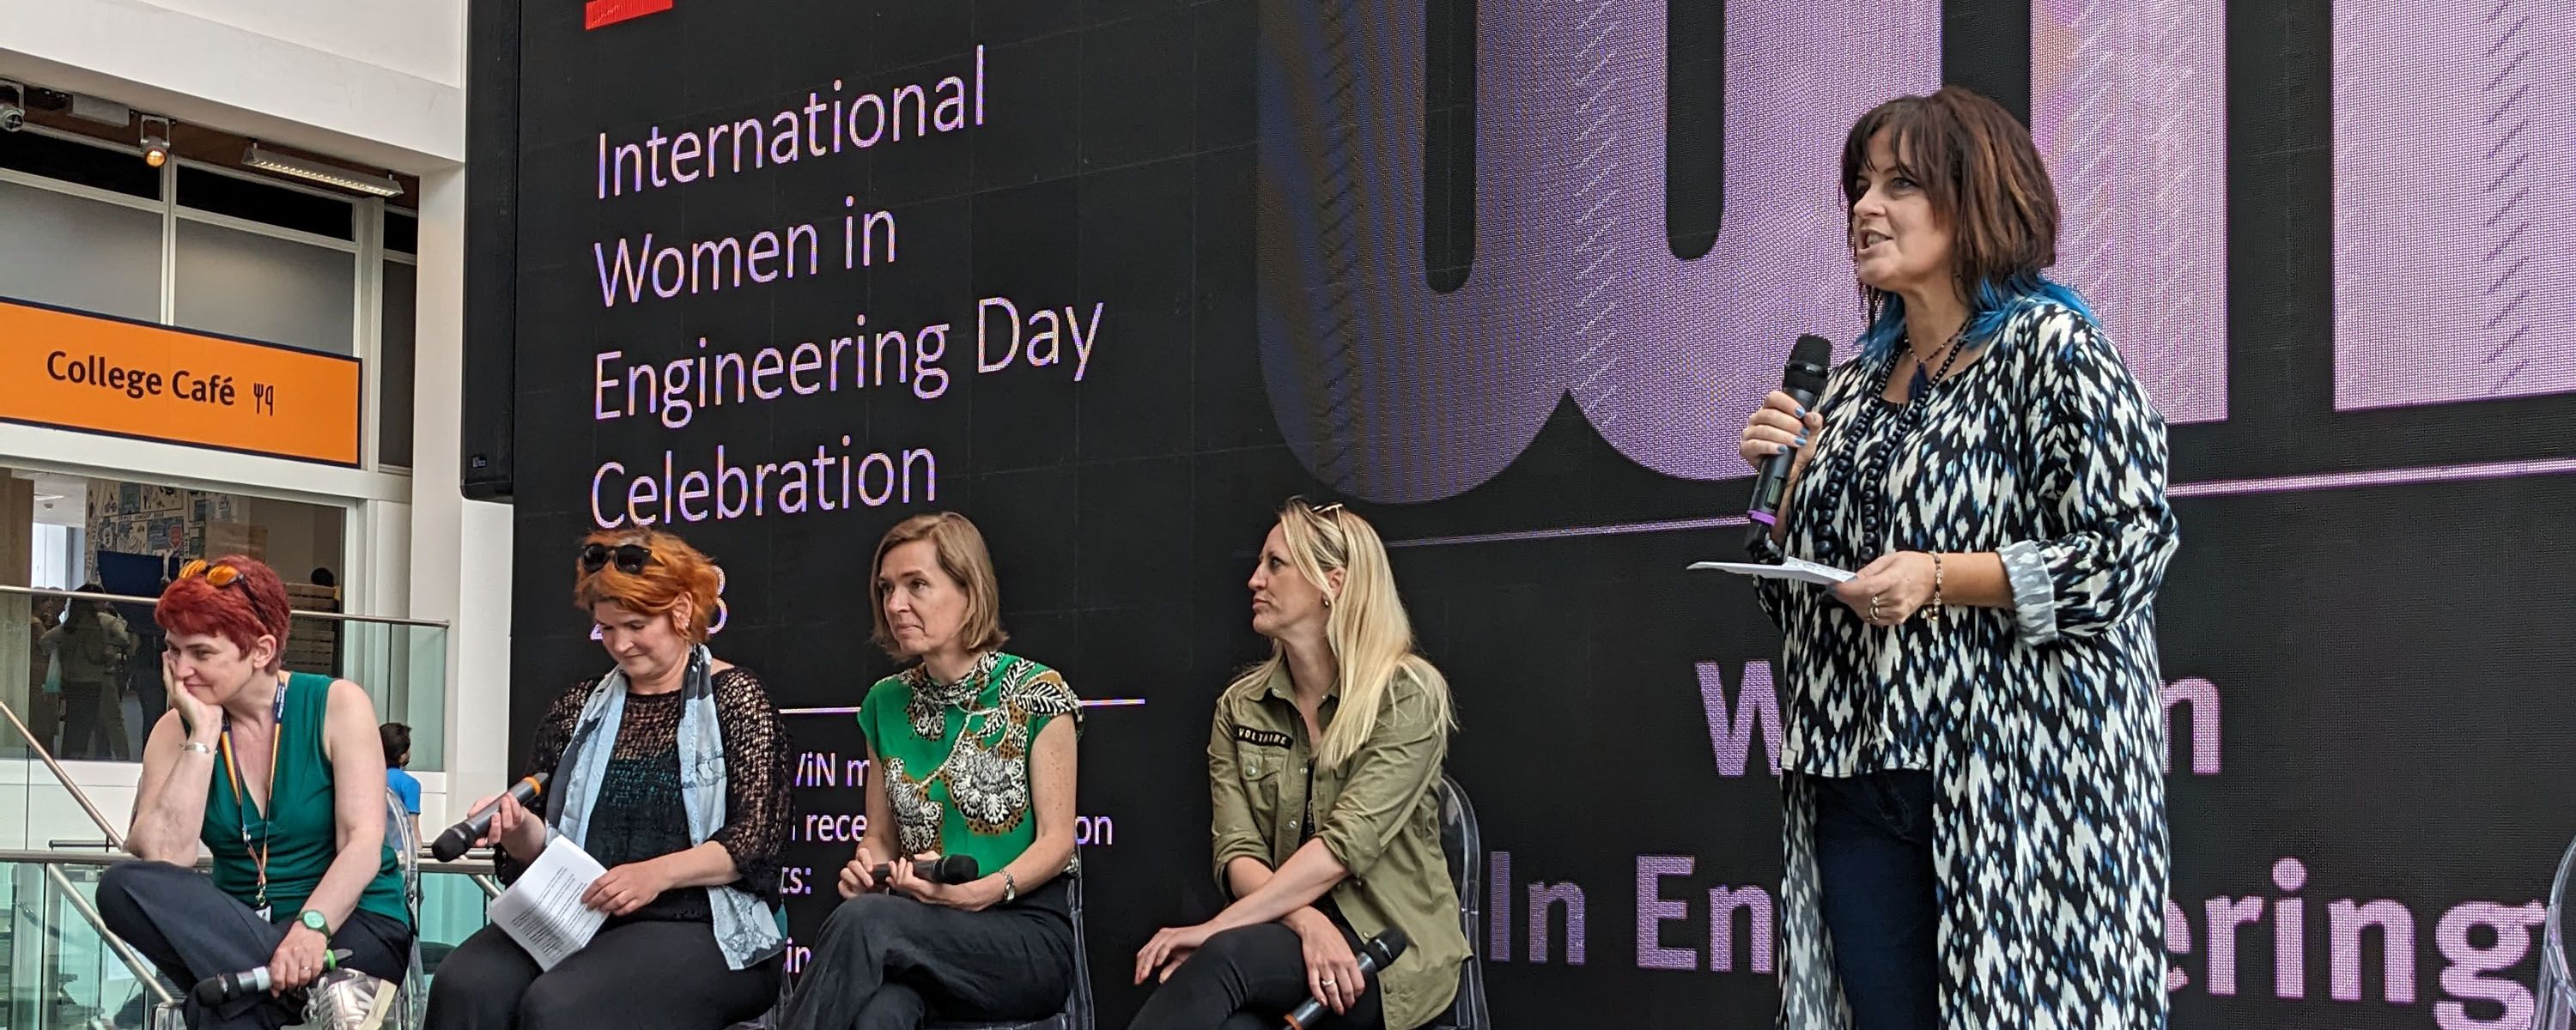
[241,143,404,197]
[139,115,170,167]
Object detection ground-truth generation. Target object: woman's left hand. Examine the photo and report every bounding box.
[1133,923,1218,985]
[583,859,677,916]
[884,853,1002,912]
[266,923,332,995]
[1833,551,1938,627]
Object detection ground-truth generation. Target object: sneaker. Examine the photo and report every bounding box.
[304,968,398,1030]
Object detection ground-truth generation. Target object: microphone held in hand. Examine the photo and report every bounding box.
[1744,334,1836,550]
[1285,929,1409,1030]
[430,772,549,862]
[192,948,353,1005]
[872,853,981,887]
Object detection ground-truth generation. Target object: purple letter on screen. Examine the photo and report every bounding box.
[1255,0,1938,500]
[2030,0,2229,424]
[2333,1,2576,409]
[1636,856,1698,971]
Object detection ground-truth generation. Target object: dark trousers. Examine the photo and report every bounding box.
[59,678,105,759]
[424,919,780,1030]
[95,860,414,1030]
[779,889,1074,1030]
[1813,770,1941,1030]
[1126,923,1385,1030]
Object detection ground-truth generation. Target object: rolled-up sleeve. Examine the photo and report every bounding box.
[1206,701,1269,892]
[2001,312,2181,645]
[1315,686,1446,880]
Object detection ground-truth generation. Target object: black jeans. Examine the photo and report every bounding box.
[424,918,781,1030]
[1126,922,1385,1030]
[95,860,414,1030]
[778,886,1074,1030]
[1812,770,1941,1030]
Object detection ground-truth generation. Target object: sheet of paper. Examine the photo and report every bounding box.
[1688,556,1856,586]
[488,834,607,971]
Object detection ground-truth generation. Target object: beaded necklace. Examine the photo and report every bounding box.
[1812,325,1971,554]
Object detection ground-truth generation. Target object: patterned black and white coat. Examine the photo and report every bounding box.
[1752,300,2182,1028]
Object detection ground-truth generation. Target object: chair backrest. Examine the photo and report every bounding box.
[1430,776,1491,1030]
[384,787,427,1030]
[1061,866,1095,1030]
[2537,833,2576,1030]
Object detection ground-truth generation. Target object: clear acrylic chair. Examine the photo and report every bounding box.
[2536,833,2575,1030]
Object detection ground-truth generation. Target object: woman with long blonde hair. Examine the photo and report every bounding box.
[1129,499,1469,1030]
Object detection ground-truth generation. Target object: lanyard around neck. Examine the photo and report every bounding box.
[220,676,290,909]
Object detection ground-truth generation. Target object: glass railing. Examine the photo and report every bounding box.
[0,851,496,1030]
[0,586,448,772]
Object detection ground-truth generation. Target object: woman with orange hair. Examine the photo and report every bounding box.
[99,555,410,1030]
[424,530,791,1030]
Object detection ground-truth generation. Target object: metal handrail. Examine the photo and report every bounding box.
[0,848,499,877]
[0,699,128,849]
[0,583,450,628]
[42,862,176,1008]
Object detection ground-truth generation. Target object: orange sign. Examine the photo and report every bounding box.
[0,298,361,466]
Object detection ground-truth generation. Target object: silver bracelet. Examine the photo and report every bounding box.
[179,741,213,755]
[1002,871,1018,904]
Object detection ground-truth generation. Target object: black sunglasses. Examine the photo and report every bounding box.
[580,542,653,575]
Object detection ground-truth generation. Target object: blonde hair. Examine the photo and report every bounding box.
[869,512,1009,658]
[1228,499,1455,771]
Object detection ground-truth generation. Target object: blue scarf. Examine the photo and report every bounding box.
[548,645,782,970]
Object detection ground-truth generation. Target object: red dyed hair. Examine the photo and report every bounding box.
[156,554,294,670]
[574,530,723,641]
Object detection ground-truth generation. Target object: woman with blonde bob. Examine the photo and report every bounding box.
[1128,499,1470,1030]
[780,512,1082,1030]
[425,530,791,1030]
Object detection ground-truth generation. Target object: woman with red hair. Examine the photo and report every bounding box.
[98,555,410,1030]
[424,529,791,1030]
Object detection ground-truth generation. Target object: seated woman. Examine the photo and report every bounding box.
[1129,500,1470,1030]
[781,512,1081,1030]
[100,556,411,1030]
[424,530,791,1030]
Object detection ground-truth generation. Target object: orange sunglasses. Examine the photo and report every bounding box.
[179,559,242,588]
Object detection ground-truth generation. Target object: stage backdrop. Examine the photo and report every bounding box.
[489,0,2576,1025]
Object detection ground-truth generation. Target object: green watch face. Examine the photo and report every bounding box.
[301,910,329,932]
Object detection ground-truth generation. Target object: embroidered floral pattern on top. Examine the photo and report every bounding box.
[882,653,1080,857]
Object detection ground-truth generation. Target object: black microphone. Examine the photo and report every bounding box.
[1744,334,1835,549]
[1285,929,1408,1030]
[431,772,549,862]
[871,854,981,887]
[193,948,353,1005]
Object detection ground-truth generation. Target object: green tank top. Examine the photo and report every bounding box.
[201,672,410,926]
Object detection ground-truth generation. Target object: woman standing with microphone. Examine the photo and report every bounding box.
[1736,86,2179,1029]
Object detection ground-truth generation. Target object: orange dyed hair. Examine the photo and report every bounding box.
[573,530,723,641]
[157,554,293,670]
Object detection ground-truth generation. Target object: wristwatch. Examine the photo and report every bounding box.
[1001,871,1018,904]
[299,910,331,935]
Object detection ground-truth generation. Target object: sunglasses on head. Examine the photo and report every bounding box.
[580,542,653,575]
[1294,497,1346,518]
[179,559,241,588]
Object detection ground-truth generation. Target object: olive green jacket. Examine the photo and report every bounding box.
[1207,666,1467,1030]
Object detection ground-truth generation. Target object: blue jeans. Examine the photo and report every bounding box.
[1813,770,1941,1030]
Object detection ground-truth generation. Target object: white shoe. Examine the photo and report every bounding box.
[305,968,398,1030]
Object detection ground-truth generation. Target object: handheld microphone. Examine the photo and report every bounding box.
[872,854,981,887]
[1744,334,1836,550]
[1284,929,1408,1030]
[193,948,353,1005]
[431,772,549,862]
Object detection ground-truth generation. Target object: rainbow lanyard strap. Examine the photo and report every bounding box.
[220,676,291,918]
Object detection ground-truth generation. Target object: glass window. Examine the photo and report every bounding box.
[178,167,355,240]
[0,130,159,200]
[381,261,417,467]
[173,220,357,354]
[0,179,163,322]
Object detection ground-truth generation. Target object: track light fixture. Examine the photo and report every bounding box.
[139,115,171,167]
[0,82,26,133]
